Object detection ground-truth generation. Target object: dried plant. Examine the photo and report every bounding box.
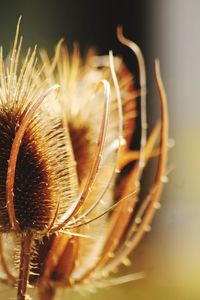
[0,19,168,300]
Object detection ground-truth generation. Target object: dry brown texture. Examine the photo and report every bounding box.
[0,109,52,231]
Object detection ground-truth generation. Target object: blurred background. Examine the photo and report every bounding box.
[0,0,199,299]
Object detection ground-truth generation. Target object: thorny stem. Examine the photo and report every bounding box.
[17,232,33,300]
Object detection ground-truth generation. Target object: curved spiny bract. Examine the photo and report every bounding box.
[73,32,168,285]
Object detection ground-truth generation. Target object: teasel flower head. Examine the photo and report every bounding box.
[0,19,168,300]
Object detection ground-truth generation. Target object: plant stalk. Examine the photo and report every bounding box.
[17,232,33,300]
[38,285,56,300]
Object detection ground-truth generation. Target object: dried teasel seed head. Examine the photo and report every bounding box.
[0,21,78,234]
[0,21,168,300]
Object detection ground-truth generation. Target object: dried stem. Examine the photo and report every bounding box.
[38,285,56,300]
[17,233,33,300]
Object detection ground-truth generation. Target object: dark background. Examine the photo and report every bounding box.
[0,1,150,53]
[0,1,155,111]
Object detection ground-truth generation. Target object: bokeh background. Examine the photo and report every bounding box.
[0,0,199,299]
